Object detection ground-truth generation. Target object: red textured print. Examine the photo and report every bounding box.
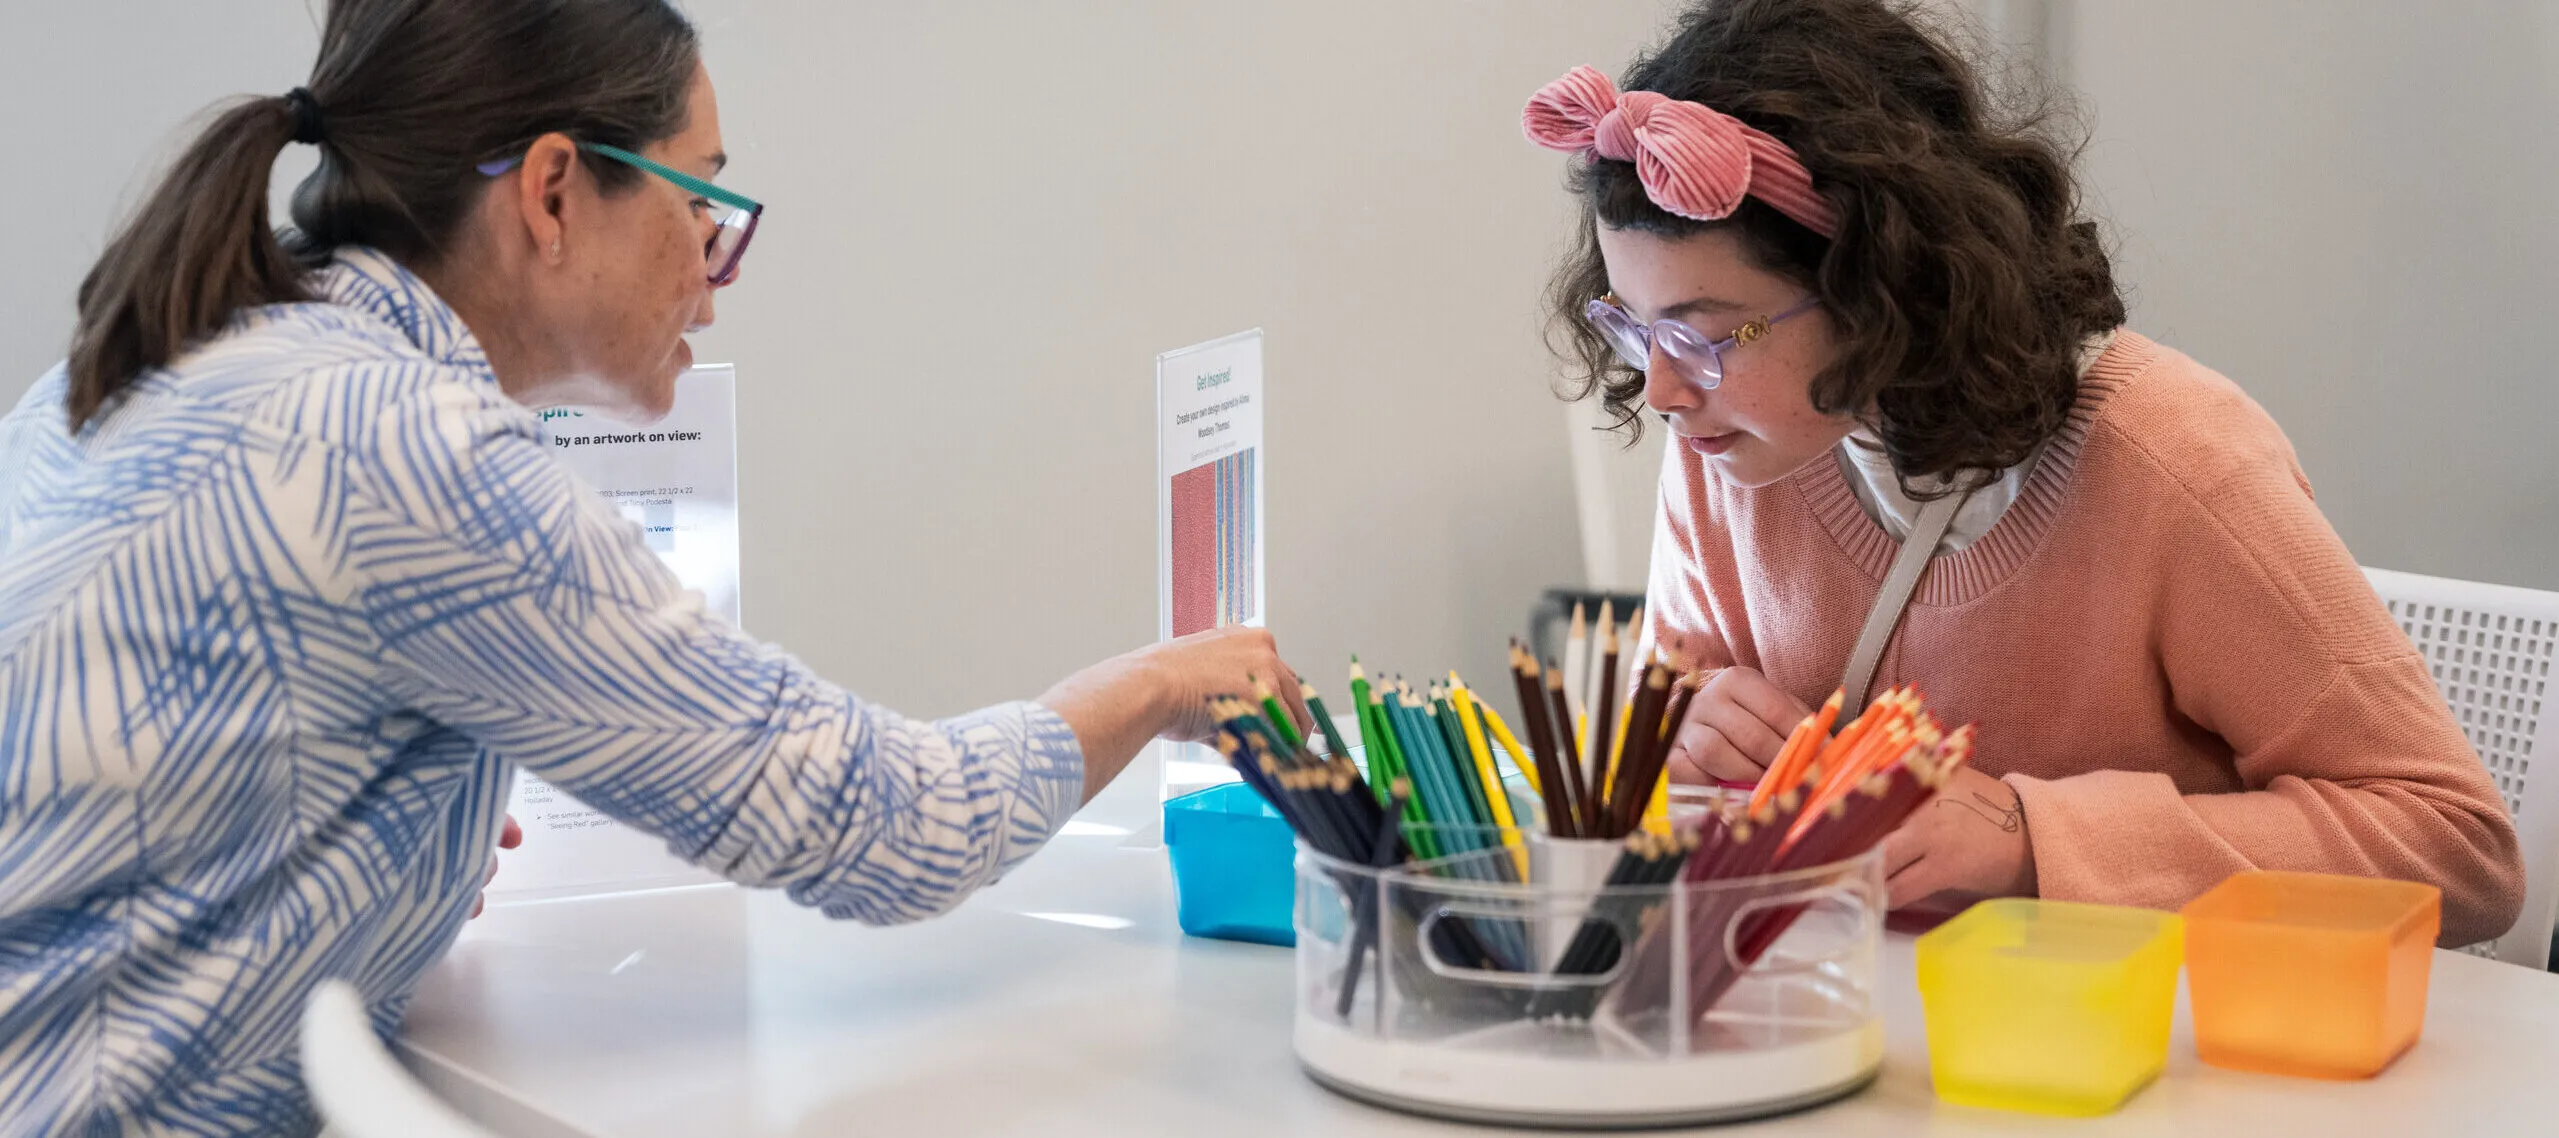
[1171,460,1217,636]
[1169,447,1256,637]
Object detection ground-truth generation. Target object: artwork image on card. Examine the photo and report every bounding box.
[1170,447,1257,637]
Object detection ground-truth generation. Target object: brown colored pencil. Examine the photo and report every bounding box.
[1587,624,1621,837]
[1544,661,1591,838]
[1608,659,1674,836]
[1509,642,1575,838]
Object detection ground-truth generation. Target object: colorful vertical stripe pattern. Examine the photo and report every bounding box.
[0,247,1086,1133]
[1169,447,1257,636]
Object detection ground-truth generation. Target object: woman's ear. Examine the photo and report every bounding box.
[508,132,581,263]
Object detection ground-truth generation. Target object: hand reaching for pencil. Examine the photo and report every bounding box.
[1040,625,1313,804]
[1142,625,1312,743]
[1663,666,1812,785]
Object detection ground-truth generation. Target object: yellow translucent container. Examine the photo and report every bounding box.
[2181,871,2439,1079]
[1915,899,2183,1116]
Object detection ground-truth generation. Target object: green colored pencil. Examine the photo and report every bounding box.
[1345,682,1399,808]
[1385,689,1468,848]
[1364,684,1440,861]
[1302,680,1370,803]
[1429,687,1495,828]
[1254,677,1305,751]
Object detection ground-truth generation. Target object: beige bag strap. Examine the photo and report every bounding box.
[1839,482,1976,719]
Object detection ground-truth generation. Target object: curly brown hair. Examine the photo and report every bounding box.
[1546,0,2126,494]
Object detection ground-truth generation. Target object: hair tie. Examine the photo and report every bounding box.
[1522,65,1837,238]
[284,87,326,146]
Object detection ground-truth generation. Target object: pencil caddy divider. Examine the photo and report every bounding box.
[1290,827,1887,1128]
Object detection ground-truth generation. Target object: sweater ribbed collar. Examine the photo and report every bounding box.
[1788,329,2158,607]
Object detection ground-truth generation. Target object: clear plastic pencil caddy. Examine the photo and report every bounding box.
[1290,818,1885,1128]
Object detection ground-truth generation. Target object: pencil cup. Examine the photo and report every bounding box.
[1533,838,1626,971]
[1915,898,2182,1117]
[1163,782,1298,946]
[2181,871,2439,1079]
[1293,826,1884,1128]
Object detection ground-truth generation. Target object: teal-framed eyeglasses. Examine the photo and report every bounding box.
[478,141,762,286]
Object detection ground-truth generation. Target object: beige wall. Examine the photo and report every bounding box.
[9,1,2552,723]
[2,1,1675,717]
[2049,0,2559,592]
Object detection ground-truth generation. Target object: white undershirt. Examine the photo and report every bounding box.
[1835,331,2116,553]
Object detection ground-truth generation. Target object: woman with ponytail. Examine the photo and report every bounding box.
[1530,0,2522,945]
[0,2,1303,1131]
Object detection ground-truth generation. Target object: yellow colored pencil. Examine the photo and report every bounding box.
[1477,703,1539,795]
[1450,675,1530,879]
[1641,768,1672,832]
[1602,697,1634,798]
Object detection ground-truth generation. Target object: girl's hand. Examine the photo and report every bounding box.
[1877,765,2037,910]
[1664,666,1811,785]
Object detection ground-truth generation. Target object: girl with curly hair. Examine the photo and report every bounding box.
[1527,0,2521,943]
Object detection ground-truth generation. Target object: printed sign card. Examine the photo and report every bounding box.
[488,364,741,901]
[1155,331,1266,801]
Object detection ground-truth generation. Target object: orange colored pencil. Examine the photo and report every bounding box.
[1809,686,1903,783]
[1752,689,1841,811]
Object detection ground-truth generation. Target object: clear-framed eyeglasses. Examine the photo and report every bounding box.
[1584,294,1820,390]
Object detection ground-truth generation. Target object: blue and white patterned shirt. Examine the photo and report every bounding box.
[0,249,1085,1135]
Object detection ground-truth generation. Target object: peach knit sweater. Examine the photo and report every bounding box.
[1648,331,2524,945]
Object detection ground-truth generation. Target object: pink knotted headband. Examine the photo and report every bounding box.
[1523,65,1838,239]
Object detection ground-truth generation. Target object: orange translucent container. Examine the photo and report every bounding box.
[2180,871,2439,1079]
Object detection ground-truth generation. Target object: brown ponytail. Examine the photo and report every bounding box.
[65,97,310,430]
[61,0,700,433]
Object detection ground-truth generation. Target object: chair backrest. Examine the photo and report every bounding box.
[2364,567,2559,968]
[301,980,498,1138]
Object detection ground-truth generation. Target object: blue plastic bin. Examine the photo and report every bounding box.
[1164,781,1298,946]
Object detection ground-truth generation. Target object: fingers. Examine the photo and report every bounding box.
[1247,632,1313,736]
[1665,719,1768,784]
[475,815,523,922]
[1150,626,1311,743]
[1662,666,1803,783]
[1881,825,1951,910]
[1690,694,1791,769]
[1887,859,1956,912]
[1878,827,1926,879]
[1705,668,1812,740]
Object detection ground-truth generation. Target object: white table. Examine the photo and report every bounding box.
[401,760,2559,1136]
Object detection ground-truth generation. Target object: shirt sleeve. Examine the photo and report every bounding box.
[339,378,1085,923]
[2004,429,2523,947]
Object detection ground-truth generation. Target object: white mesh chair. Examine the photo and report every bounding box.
[301,980,497,1138]
[2365,567,2559,968]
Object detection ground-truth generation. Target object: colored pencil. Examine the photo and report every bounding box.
[1451,676,1531,879]
[1302,679,1356,763]
[1334,778,1413,1018]
[1545,662,1591,838]
[1563,601,1590,748]
[1477,700,1539,795]
[1606,660,1673,836]
[1582,599,1615,754]
[1254,676,1304,751]
[1508,643,1574,836]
